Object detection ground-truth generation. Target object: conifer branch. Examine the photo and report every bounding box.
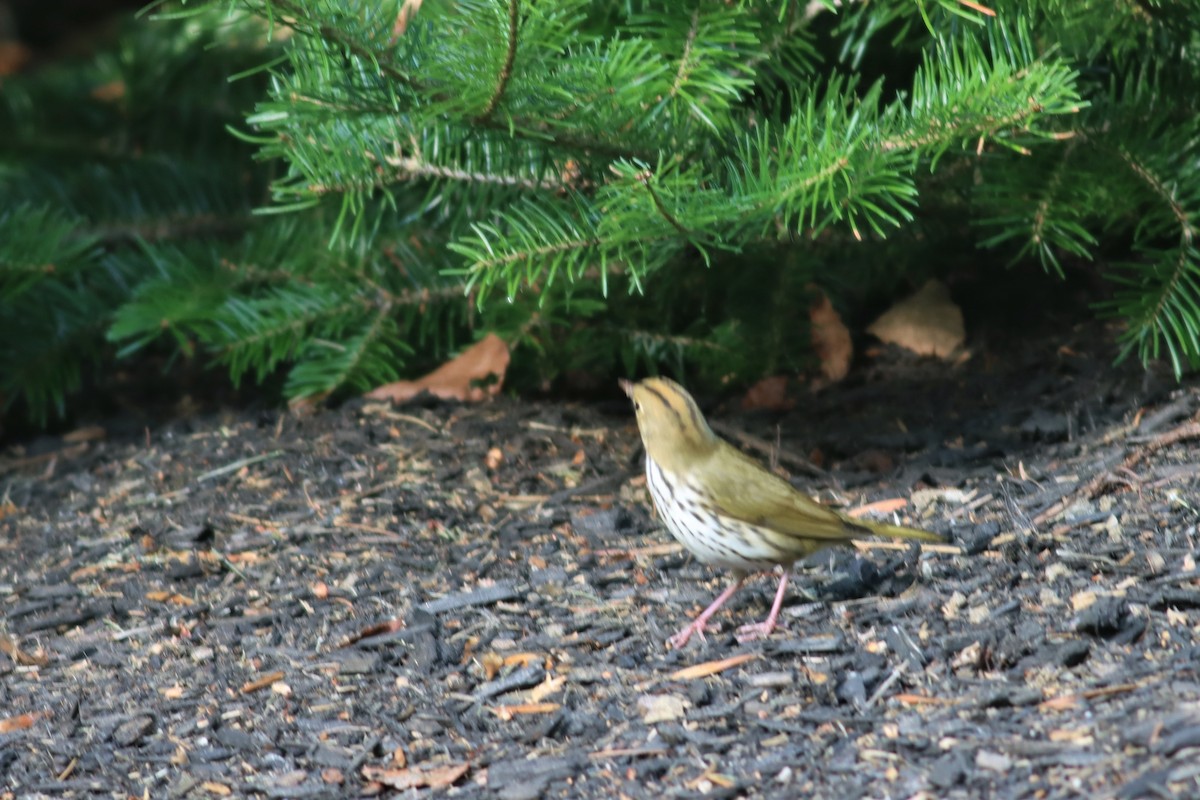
[338,151,566,193]
[1116,147,1196,244]
[256,0,651,160]
[1031,140,1078,255]
[8,1,1200,425]
[90,214,255,245]
[464,235,602,272]
[637,171,691,237]
[670,8,702,100]
[476,0,521,124]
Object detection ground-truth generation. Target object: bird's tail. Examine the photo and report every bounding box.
[857,519,948,543]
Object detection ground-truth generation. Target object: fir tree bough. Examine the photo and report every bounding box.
[3,0,1199,426]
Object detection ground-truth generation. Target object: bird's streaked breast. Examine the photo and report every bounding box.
[645,456,783,572]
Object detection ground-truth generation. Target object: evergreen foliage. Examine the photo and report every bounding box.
[2,0,1198,426]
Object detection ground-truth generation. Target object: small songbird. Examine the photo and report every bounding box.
[621,377,944,649]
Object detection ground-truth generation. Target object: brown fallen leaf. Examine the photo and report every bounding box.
[0,635,49,667]
[741,376,793,412]
[501,652,545,668]
[362,762,469,791]
[867,280,965,358]
[145,591,194,606]
[481,651,504,680]
[0,41,32,77]
[529,674,567,702]
[0,712,42,733]
[366,333,510,403]
[810,288,852,384]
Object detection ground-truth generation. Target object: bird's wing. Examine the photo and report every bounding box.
[703,445,868,542]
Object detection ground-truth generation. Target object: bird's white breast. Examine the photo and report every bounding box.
[645,456,781,572]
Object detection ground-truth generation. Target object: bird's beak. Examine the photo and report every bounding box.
[618,378,634,398]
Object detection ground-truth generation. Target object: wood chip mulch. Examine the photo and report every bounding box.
[3,323,1200,799]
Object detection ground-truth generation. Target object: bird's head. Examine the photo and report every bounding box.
[620,377,718,465]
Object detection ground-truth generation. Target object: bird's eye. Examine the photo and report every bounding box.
[633,402,641,411]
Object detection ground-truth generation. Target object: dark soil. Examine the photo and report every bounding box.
[4,321,1200,799]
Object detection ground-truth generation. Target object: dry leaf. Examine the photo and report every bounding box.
[0,42,31,77]
[145,591,194,606]
[366,333,510,403]
[668,653,757,681]
[362,762,469,791]
[201,781,232,796]
[0,712,42,733]
[810,289,852,383]
[942,591,966,620]
[0,635,48,667]
[1071,591,1098,612]
[741,376,794,411]
[867,280,965,358]
[481,652,504,680]
[528,674,567,703]
[501,652,544,668]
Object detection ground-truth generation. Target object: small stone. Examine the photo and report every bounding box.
[976,750,1012,773]
[113,715,156,747]
[637,693,688,724]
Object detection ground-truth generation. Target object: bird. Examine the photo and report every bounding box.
[620,376,944,648]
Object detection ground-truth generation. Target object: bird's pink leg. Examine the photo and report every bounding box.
[668,577,745,649]
[736,569,789,642]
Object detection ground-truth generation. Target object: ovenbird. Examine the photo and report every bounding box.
[621,377,944,649]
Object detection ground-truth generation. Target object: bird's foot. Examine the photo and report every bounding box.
[667,621,709,649]
[735,619,781,643]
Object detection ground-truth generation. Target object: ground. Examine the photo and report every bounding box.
[3,321,1200,800]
